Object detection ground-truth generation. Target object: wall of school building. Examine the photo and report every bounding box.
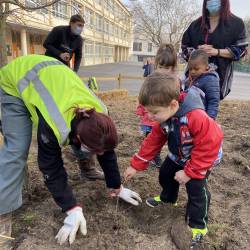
[5,0,132,66]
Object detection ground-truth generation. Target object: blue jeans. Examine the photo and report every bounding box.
[0,89,32,215]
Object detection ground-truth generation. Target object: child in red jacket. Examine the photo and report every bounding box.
[124,72,223,248]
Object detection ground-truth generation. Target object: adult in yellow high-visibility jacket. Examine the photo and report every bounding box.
[0,55,141,247]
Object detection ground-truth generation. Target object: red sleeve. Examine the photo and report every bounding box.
[184,110,223,179]
[130,123,167,171]
[136,104,145,116]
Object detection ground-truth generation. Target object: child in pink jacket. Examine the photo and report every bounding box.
[136,104,162,167]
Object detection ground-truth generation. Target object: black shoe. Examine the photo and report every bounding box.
[153,154,162,167]
[145,195,162,207]
[190,233,206,249]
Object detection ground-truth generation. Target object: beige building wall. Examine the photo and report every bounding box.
[129,33,158,62]
[5,0,132,66]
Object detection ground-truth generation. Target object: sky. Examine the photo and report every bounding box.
[121,0,250,19]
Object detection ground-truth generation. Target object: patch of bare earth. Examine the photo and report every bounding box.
[1,97,249,249]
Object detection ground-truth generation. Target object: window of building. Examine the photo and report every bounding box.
[71,1,82,15]
[25,0,48,14]
[109,23,114,36]
[114,3,119,19]
[95,43,102,56]
[33,34,43,44]
[133,42,142,52]
[114,25,118,38]
[138,55,144,62]
[52,0,68,19]
[103,44,114,63]
[109,0,114,13]
[148,43,152,52]
[124,31,128,40]
[103,0,108,10]
[85,7,94,29]
[85,42,94,57]
[11,31,21,49]
[104,19,109,34]
[116,6,123,22]
[95,0,102,6]
[104,0,113,12]
[121,29,126,40]
[117,28,121,38]
[96,14,103,32]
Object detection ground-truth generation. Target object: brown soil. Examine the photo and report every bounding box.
[1,97,250,250]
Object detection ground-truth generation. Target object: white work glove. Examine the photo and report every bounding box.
[118,185,142,206]
[55,206,87,245]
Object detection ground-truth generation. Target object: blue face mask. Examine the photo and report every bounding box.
[72,26,83,35]
[206,0,221,14]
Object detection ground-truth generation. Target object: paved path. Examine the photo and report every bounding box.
[228,72,250,100]
[78,62,250,100]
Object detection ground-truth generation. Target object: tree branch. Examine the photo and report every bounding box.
[12,0,60,11]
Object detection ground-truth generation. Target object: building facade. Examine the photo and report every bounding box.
[5,0,132,66]
[129,34,158,62]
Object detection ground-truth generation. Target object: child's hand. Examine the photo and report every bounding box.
[124,166,137,181]
[174,170,191,185]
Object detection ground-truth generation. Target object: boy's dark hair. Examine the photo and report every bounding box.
[139,72,180,107]
[70,14,85,24]
[189,49,209,65]
[155,44,177,69]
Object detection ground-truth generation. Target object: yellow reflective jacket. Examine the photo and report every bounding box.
[0,55,107,145]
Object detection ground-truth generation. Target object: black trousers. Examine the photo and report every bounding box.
[159,157,211,229]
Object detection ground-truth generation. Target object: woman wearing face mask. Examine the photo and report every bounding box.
[182,0,248,100]
[0,55,142,248]
[43,14,84,73]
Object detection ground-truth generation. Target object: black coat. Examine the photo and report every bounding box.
[182,15,248,99]
[43,25,83,72]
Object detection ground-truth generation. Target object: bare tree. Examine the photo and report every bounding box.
[129,0,200,49]
[0,0,60,67]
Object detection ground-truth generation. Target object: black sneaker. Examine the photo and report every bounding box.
[145,195,162,207]
[190,228,207,249]
[191,233,203,249]
[154,154,162,167]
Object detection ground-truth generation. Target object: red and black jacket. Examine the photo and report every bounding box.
[131,87,223,179]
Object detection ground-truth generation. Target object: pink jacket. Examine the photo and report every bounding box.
[136,104,158,127]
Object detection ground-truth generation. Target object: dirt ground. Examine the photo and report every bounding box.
[1,97,250,250]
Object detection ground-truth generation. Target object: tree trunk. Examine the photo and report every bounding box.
[0,4,8,68]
